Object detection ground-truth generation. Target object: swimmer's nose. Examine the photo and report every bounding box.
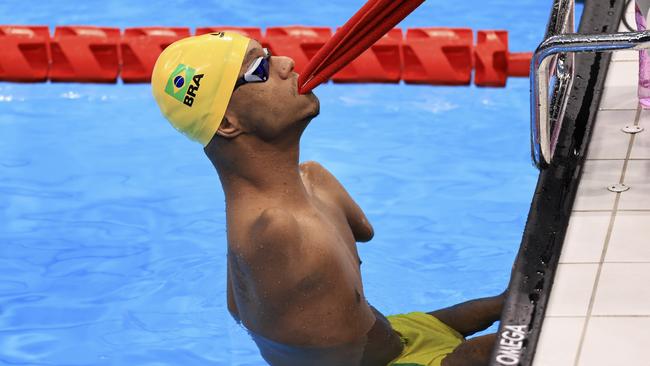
[277,56,295,80]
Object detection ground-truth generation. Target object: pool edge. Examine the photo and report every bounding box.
[489,1,626,366]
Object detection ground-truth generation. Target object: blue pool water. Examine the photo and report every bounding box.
[0,1,580,365]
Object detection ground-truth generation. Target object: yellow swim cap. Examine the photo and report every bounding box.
[151,32,250,146]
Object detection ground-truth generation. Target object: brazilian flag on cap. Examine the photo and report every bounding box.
[165,64,196,103]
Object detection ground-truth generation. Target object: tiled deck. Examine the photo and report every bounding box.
[533,2,650,365]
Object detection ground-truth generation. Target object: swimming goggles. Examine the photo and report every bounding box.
[234,48,271,90]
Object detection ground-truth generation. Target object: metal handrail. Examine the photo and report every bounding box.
[531,0,650,169]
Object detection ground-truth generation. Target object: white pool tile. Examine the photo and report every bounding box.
[604,59,637,88]
[605,211,650,262]
[560,211,610,263]
[630,135,650,159]
[573,160,624,211]
[599,84,639,110]
[618,23,626,33]
[618,22,634,33]
[618,10,637,33]
[546,264,598,316]
[612,50,639,62]
[533,317,585,366]
[622,0,636,26]
[626,0,635,14]
[578,317,650,366]
[587,110,636,159]
[549,19,650,365]
[638,108,650,125]
[618,159,650,210]
[631,110,650,159]
[592,263,650,316]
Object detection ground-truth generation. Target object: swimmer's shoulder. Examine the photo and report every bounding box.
[299,160,341,193]
[300,160,374,242]
[299,160,327,182]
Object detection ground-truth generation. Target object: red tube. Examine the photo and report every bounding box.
[265,27,332,75]
[474,30,508,87]
[507,52,533,77]
[298,0,425,94]
[50,26,121,83]
[403,28,473,85]
[0,25,51,82]
[332,28,403,83]
[121,27,190,83]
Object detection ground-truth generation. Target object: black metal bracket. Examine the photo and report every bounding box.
[488,1,626,365]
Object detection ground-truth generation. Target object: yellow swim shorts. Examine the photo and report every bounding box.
[386,312,465,366]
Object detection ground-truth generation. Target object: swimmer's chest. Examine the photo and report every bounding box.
[227,179,365,323]
[228,223,368,344]
[230,196,362,296]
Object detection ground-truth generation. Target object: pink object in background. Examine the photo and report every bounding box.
[636,1,650,108]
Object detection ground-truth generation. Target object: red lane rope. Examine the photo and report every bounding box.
[0,25,532,86]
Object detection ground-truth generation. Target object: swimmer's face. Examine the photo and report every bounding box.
[221,39,320,142]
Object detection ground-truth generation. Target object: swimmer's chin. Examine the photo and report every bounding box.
[300,98,320,124]
[308,94,320,119]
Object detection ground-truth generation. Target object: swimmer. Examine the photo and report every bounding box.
[152,32,507,366]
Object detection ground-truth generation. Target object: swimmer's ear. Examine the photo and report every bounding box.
[216,115,244,139]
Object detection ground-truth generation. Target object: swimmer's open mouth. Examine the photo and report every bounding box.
[294,74,312,96]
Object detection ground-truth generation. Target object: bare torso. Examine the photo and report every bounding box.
[225,161,403,365]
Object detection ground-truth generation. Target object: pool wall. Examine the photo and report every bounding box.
[489,1,626,365]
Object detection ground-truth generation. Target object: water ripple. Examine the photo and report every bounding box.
[0,0,544,363]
